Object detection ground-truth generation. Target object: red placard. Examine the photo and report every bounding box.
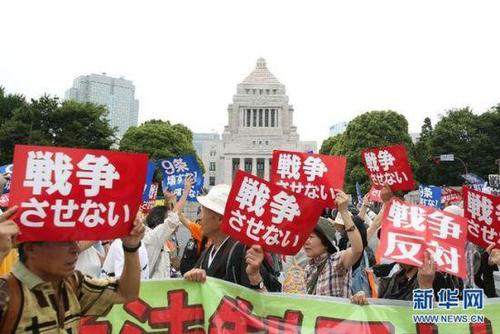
[378,198,468,279]
[222,170,325,255]
[463,187,500,250]
[441,187,462,205]
[270,150,346,207]
[367,186,382,203]
[361,144,415,192]
[9,145,148,242]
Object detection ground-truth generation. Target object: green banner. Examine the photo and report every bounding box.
[80,278,500,334]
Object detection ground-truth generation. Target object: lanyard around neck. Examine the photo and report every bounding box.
[208,237,230,268]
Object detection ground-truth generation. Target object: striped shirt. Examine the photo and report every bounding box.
[0,262,119,333]
[305,251,352,298]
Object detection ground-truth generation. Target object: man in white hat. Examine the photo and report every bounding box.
[183,185,281,292]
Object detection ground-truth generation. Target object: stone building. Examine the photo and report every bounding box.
[195,58,316,187]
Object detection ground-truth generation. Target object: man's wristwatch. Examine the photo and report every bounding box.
[249,280,264,290]
[123,241,141,253]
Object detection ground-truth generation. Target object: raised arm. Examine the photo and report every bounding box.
[336,191,363,269]
[173,176,194,213]
[114,214,145,303]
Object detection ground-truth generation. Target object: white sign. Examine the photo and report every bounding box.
[440,154,455,162]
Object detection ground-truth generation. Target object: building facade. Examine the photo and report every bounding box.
[65,73,139,139]
[194,58,316,187]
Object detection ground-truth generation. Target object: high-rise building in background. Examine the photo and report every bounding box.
[65,73,139,139]
[194,58,317,188]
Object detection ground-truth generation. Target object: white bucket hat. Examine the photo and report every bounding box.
[197,184,230,216]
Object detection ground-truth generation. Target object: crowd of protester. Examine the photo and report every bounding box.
[0,169,499,333]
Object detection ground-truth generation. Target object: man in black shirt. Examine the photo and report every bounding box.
[183,185,281,292]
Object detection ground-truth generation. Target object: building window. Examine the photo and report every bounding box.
[258,109,263,127]
[209,176,216,186]
[265,141,269,145]
[232,158,240,180]
[271,109,275,127]
[259,89,263,95]
[252,89,256,94]
[265,109,269,127]
[245,89,250,94]
[244,158,252,172]
[252,109,257,127]
[257,158,265,178]
[273,89,277,94]
[266,89,270,95]
[210,150,216,157]
[209,162,216,171]
[246,109,251,127]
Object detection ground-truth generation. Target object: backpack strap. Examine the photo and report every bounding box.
[225,240,241,284]
[0,274,24,334]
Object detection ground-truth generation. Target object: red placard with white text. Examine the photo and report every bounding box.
[378,198,468,279]
[222,170,324,255]
[367,186,383,203]
[271,150,346,207]
[361,144,415,191]
[441,187,462,205]
[9,145,148,242]
[463,187,500,249]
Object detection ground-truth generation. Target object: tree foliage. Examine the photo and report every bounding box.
[333,110,415,193]
[426,107,499,185]
[119,119,204,172]
[0,90,116,165]
[414,117,437,185]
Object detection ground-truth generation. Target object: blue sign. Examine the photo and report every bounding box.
[158,155,204,202]
[461,173,485,185]
[418,184,442,208]
[142,161,157,202]
[355,182,363,204]
[0,164,13,194]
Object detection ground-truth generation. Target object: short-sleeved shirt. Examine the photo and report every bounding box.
[305,252,352,298]
[101,239,149,279]
[0,262,119,333]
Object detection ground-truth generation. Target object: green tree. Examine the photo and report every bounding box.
[119,119,204,172]
[430,106,499,185]
[414,117,437,185]
[0,93,116,165]
[430,108,486,185]
[320,136,335,154]
[340,110,415,193]
[320,134,346,155]
[0,87,26,127]
[476,105,500,177]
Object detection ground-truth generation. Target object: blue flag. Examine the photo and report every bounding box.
[158,155,204,202]
[355,182,363,204]
[0,164,13,194]
[418,184,442,208]
[142,161,157,202]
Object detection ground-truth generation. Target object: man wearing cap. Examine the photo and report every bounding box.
[0,206,144,333]
[183,185,281,292]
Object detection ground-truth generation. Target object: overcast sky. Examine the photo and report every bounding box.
[1,0,499,146]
